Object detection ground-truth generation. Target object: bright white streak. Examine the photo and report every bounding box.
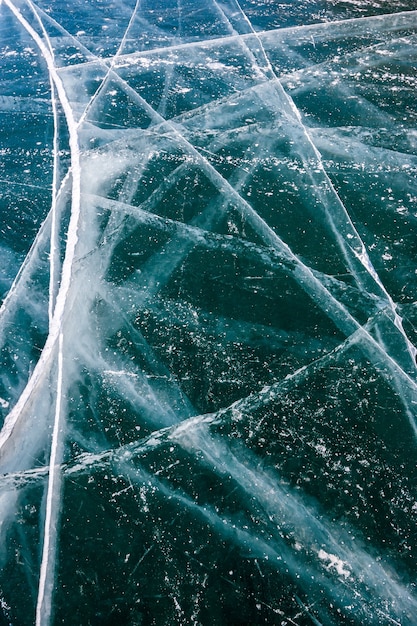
[35,332,64,625]
[48,80,60,324]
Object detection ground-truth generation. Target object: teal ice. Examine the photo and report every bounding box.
[0,1,417,624]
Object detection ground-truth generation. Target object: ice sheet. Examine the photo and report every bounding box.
[0,0,417,624]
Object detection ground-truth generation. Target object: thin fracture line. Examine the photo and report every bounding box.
[177,0,183,41]
[76,0,142,128]
[36,332,64,626]
[48,113,61,326]
[38,39,60,324]
[0,178,51,190]
[25,0,61,324]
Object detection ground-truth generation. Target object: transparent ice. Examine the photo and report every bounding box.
[0,0,417,624]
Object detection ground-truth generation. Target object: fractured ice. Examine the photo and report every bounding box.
[0,0,417,624]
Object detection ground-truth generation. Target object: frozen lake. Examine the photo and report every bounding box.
[0,0,417,624]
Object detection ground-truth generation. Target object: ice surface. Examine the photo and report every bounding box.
[0,0,417,624]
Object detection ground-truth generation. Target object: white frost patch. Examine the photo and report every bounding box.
[173,86,192,94]
[318,549,351,579]
[0,596,10,612]
[207,61,230,72]
[314,443,328,457]
[0,398,9,409]
[115,56,174,70]
[104,369,138,378]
